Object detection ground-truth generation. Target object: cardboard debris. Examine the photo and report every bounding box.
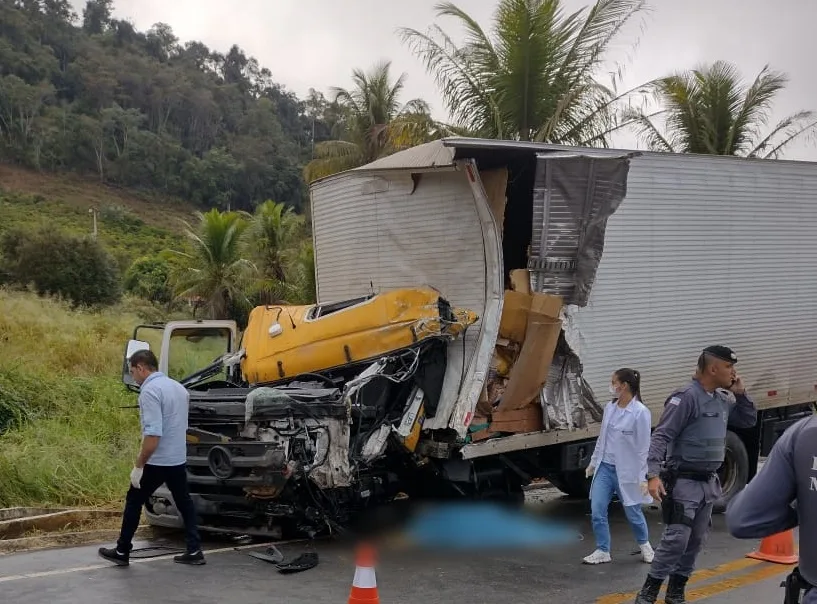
[499,292,562,411]
[509,269,531,295]
[496,313,562,412]
[489,405,544,434]
[478,290,564,437]
[498,291,533,344]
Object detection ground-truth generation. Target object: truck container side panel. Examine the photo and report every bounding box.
[528,154,633,430]
[571,152,817,424]
[310,171,488,429]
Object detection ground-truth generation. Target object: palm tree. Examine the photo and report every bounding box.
[287,240,317,305]
[171,208,255,320]
[625,61,817,158]
[303,60,454,183]
[398,0,648,144]
[247,200,306,304]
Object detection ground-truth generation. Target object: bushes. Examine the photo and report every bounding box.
[1,227,122,307]
[123,254,172,304]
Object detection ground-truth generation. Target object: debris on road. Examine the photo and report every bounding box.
[248,544,319,574]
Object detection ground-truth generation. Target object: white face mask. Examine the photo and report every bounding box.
[609,384,620,396]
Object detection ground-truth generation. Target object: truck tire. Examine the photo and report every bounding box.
[714,430,749,514]
[545,470,591,499]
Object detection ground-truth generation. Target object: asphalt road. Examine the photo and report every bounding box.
[0,487,797,604]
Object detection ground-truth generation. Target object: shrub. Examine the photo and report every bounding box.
[123,255,172,304]
[1,227,122,307]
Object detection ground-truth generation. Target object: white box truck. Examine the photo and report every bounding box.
[128,137,817,536]
[307,137,817,511]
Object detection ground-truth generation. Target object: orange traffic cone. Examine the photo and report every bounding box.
[746,529,798,565]
[348,542,380,604]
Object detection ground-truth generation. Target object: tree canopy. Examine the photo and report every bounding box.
[0,0,350,211]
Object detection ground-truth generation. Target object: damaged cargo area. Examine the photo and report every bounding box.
[134,287,481,538]
[468,152,631,445]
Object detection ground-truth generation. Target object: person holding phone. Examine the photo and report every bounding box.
[583,368,655,565]
[633,346,757,604]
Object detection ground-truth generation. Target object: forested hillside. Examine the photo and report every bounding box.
[0,0,344,212]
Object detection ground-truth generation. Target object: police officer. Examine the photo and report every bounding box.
[633,345,758,604]
[726,414,817,603]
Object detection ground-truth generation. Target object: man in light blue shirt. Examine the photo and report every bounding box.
[99,350,204,566]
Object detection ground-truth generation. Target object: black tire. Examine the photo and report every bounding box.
[545,470,591,499]
[714,430,749,514]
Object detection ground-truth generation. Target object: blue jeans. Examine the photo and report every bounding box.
[590,462,649,553]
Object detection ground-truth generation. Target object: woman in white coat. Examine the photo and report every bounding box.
[582,368,654,565]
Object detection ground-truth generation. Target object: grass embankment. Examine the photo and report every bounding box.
[0,290,156,508]
[0,163,194,269]
[0,166,219,510]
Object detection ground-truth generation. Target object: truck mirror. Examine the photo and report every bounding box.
[122,339,150,389]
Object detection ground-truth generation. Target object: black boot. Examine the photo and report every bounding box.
[634,575,664,604]
[665,574,689,604]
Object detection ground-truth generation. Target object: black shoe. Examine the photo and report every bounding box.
[665,574,689,604]
[98,547,129,566]
[634,574,664,604]
[174,550,206,565]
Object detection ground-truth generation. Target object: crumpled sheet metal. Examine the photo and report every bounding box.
[540,350,603,431]
[528,155,630,428]
[528,156,630,308]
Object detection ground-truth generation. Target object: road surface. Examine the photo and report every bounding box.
[0,486,796,603]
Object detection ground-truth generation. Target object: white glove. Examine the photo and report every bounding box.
[130,467,144,489]
[585,465,595,479]
[640,481,649,497]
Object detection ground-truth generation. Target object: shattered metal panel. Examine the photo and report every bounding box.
[529,156,630,307]
[310,170,487,431]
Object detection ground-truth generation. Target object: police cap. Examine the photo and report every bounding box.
[702,345,738,364]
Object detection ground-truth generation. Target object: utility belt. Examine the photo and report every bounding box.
[782,567,813,604]
[657,468,716,528]
[676,471,716,482]
[659,468,716,488]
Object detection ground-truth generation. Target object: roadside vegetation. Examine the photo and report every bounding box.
[0,0,814,511]
[0,290,142,507]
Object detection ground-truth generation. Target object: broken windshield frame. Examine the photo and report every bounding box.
[167,326,233,385]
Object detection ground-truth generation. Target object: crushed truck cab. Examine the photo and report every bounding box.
[122,287,480,537]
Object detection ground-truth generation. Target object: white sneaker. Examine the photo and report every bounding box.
[582,549,612,565]
[640,542,655,563]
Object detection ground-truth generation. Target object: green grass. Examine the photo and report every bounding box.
[0,289,191,508]
[0,163,195,270]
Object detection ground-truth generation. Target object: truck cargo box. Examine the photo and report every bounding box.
[308,138,817,461]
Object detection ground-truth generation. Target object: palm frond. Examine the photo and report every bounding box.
[621,107,675,152]
[752,112,817,159]
[397,21,502,137]
[400,0,648,144]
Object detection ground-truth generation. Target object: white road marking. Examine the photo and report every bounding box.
[0,539,304,584]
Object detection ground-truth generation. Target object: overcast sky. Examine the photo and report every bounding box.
[70,0,817,160]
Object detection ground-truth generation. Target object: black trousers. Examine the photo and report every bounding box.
[117,464,201,554]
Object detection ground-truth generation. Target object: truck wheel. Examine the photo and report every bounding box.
[714,430,749,514]
[545,470,591,499]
